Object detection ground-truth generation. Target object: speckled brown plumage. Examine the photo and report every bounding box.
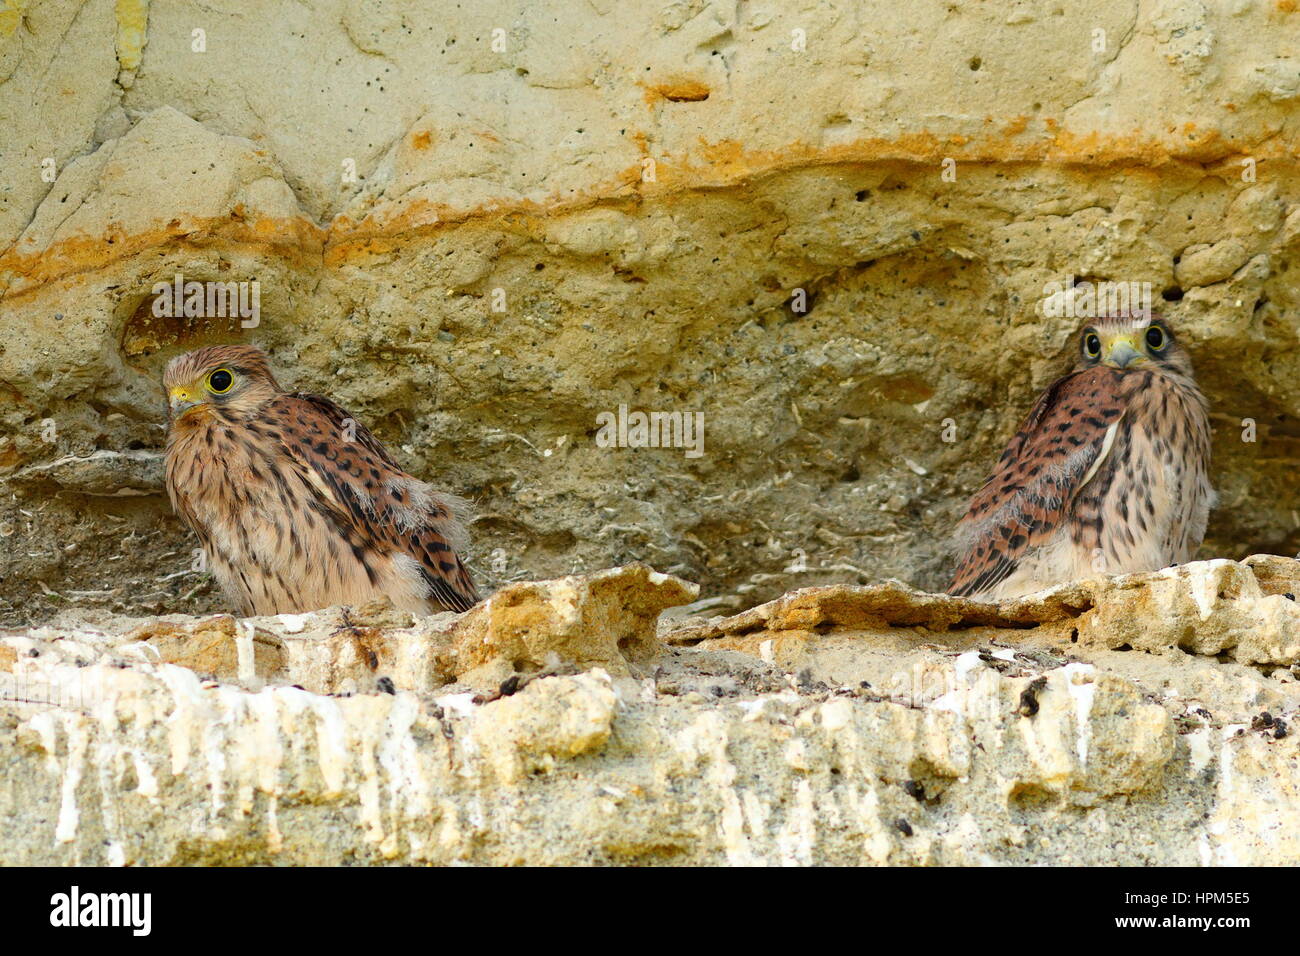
[950,315,1214,600]
[164,345,478,616]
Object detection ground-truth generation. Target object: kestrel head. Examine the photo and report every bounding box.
[1072,312,1194,379]
[163,344,284,425]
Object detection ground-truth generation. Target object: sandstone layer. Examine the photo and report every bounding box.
[2,559,1299,866]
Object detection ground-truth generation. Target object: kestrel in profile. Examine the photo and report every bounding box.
[163,345,478,616]
[949,314,1214,601]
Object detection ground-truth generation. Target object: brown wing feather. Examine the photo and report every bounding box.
[264,392,479,613]
[949,366,1134,597]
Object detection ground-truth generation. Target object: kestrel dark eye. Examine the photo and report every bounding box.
[1145,325,1167,350]
[207,369,234,393]
[1083,332,1102,358]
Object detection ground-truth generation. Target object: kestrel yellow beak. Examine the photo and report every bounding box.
[1101,334,1145,369]
[169,385,202,418]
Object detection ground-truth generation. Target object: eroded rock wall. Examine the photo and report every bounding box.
[2,560,1299,865]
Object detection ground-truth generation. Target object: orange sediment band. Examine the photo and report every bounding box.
[2,127,1295,300]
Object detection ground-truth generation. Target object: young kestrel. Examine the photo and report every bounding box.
[164,345,478,616]
[949,314,1214,601]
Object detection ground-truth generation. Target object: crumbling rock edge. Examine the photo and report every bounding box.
[668,554,1300,662]
[1,558,1298,866]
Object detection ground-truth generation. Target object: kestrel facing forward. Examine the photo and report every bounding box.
[164,345,478,616]
[949,314,1214,601]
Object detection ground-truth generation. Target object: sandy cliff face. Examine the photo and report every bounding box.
[1,0,1298,622]
[0,1,1298,865]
